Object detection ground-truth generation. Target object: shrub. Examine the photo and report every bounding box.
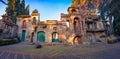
[34,44,42,48]
[0,38,20,46]
[43,25,47,29]
[116,37,120,42]
[63,43,69,46]
[107,40,117,44]
[0,29,3,33]
[100,35,106,38]
[96,39,101,42]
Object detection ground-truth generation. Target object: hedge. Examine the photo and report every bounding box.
[107,40,117,44]
[0,38,20,46]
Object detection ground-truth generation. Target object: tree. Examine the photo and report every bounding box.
[20,0,25,15]
[6,0,16,23]
[15,0,21,15]
[6,0,29,24]
[100,0,120,36]
[25,5,30,15]
[71,0,80,6]
[0,29,3,34]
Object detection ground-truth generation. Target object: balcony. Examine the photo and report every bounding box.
[86,28,106,32]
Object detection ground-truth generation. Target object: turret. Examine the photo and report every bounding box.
[31,9,40,25]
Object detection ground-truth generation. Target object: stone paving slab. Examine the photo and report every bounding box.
[0,49,120,59]
[16,54,24,59]
[8,53,15,59]
[0,52,8,59]
[24,55,32,59]
[0,42,120,59]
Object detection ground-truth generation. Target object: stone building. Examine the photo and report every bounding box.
[17,0,107,44]
[61,0,106,44]
[0,14,18,38]
[17,10,68,43]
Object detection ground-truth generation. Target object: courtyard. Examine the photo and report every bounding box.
[0,0,120,59]
[0,42,120,59]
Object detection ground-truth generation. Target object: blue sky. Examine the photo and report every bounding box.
[0,0,72,21]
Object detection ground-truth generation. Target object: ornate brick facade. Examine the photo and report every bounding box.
[17,10,68,43]
[61,0,106,44]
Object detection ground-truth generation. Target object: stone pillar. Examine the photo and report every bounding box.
[82,17,89,44]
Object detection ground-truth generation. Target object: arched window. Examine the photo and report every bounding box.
[31,32,34,42]
[94,23,97,29]
[32,17,37,25]
[22,20,27,28]
[74,17,79,31]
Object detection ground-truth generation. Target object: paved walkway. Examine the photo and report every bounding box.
[0,42,120,59]
[0,50,41,59]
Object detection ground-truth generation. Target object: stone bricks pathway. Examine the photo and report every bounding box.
[0,50,49,59]
[0,42,120,59]
[0,51,31,59]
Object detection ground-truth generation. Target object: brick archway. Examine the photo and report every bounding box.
[73,36,82,44]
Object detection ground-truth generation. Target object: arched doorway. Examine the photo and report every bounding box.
[21,30,26,42]
[52,32,58,42]
[73,36,82,44]
[31,32,34,42]
[37,31,46,42]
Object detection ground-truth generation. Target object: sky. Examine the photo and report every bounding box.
[0,0,72,21]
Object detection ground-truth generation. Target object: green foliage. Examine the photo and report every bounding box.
[107,40,117,44]
[25,5,30,15]
[72,0,80,6]
[20,0,25,15]
[71,0,97,6]
[0,38,20,46]
[0,29,3,33]
[6,0,29,23]
[43,25,47,29]
[100,35,106,38]
[100,0,120,36]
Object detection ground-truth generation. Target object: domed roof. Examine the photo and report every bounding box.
[32,9,38,13]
